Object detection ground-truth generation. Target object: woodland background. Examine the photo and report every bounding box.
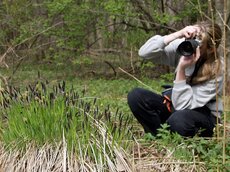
[0,0,229,84]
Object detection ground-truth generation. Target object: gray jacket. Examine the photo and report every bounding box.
[138,35,223,117]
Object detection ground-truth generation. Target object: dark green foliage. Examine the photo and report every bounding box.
[0,0,209,63]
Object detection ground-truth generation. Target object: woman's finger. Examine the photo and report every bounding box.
[195,46,200,61]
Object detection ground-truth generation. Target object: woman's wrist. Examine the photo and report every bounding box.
[163,31,183,45]
[175,66,186,81]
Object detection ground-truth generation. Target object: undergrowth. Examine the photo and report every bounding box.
[0,60,229,171]
[145,124,230,171]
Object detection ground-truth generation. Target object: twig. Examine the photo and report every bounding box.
[118,67,155,92]
[216,10,230,31]
[14,21,64,49]
[209,0,220,140]
[130,47,135,73]
[62,130,67,172]
[0,46,11,68]
[138,161,205,166]
[104,61,117,77]
[222,0,228,165]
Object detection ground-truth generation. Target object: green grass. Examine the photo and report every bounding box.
[0,77,165,144]
[0,80,136,170]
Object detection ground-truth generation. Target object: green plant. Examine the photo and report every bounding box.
[152,124,230,171]
[0,81,136,168]
[160,72,174,82]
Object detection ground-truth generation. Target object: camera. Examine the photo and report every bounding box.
[176,39,201,56]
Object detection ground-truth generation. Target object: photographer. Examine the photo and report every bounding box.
[127,21,223,137]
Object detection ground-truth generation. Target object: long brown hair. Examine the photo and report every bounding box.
[189,21,222,85]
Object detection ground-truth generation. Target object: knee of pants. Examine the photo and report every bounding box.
[127,88,142,108]
[167,113,196,137]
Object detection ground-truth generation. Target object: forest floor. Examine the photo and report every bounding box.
[0,56,229,171]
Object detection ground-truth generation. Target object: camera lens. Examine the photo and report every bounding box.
[176,39,200,56]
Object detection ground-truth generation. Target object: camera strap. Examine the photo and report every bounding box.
[162,58,206,113]
[188,58,206,85]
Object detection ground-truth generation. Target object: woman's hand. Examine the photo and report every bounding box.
[178,46,200,69]
[164,25,200,45]
[175,47,200,82]
[178,25,201,39]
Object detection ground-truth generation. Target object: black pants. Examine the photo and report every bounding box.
[127,88,216,137]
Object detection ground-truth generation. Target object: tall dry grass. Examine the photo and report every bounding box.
[0,137,209,172]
